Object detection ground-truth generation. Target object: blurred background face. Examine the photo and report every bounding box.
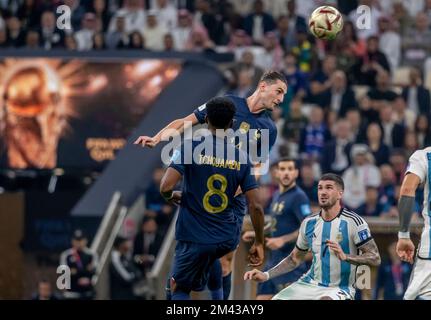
[38,282,51,299]
[277,160,298,188]
[72,238,87,250]
[300,165,314,183]
[241,51,255,65]
[93,0,106,12]
[323,56,336,74]
[335,120,350,140]
[367,123,382,142]
[143,219,157,233]
[367,37,379,53]
[41,12,55,29]
[376,71,390,88]
[416,115,429,131]
[331,71,346,91]
[237,70,252,88]
[379,104,392,122]
[380,164,395,184]
[354,153,367,166]
[365,187,378,203]
[310,106,323,125]
[416,12,429,31]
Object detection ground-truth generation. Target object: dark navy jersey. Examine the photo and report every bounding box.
[169,136,258,244]
[269,185,311,254]
[193,95,278,162]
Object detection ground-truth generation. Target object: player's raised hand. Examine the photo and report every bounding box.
[133,135,159,148]
[326,240,347,261]
[396,239,415,264]
[243,269,267,282]
[248,242,264,267]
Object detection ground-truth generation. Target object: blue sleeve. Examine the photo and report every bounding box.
[168,145,185,175]
[292,193,312,223]
[240,162,258,193]
[193,103,207,124]
[269,125,277,152]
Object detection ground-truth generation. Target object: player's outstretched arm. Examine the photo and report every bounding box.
[134,113,199,148]
[326,239,381,267]
[245,188,265,267]
[396,172,421,263]
[266,247,308,279]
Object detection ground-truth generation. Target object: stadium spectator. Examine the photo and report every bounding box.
[108,0,147,34]
[105,14,129,49]
[75,12,98,51]
[154,0,177,30]
[318,70,358,117]
[25,29,40,49]
[133,216,164,274]
[402,67,431,116]
[281,98,308,147]
[321,118,353,175]
[142,10,167,51]
[254,31,283,70]
[6,15,26,47]
[351,36,391,86]
[374,242,412,300]
[378,103,406,149]
[291,27,315,74]
[92,31,107,49]
[281,51,308,102]
[31,280,60,300]
[348,0,382,40]
[91,0,112,32]
[297,160,318,204]
[243,0,276,45]
[64,34,78,50]
[378,16,401,71]
[298,105,331,162]
[402,12,431,68]
[392,95,416,131]
[342,144,381,210]
[345,107,366,143]
[414,114,431,148]
[59,229,98,300]
[171,9,193,51]
[367,70,397,111]
[194,0,224,45]
[0,27,7,48]
[110,236,141,300]
[403,130,419,158]
[379,164,397,209]
[184,28,215,53]
[225,50,264,92]
[37,10,65,49]
[308,54,337,104]
[226,68,254,98]
[365,122,390,166]
[163,32,175,50]
[356,185,388,217]
[63,0,87,32]
[16,0,41,29]
[389,149,408,185]
[127,30,146,49]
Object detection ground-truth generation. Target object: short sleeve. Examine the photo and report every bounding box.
[292,194,312,223]
[168,144,185,175]
[352,219,373,248]
[193,103,207,124]
[240,161,258,192]
[295,219,309,251]
[406,150,427,183]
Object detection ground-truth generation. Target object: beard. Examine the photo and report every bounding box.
[319,198,337,209]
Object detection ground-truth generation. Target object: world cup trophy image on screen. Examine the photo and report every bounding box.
[0,62,69,169]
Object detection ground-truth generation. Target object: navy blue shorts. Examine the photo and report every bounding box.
[171,239,237,292]
[257,260,308,295]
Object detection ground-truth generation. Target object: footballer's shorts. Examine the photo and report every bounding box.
[171,239,237,292]
[272,280,354,300]
[404,257,431,300]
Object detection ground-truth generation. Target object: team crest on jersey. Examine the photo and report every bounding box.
[239,122,250,134]
[336,231,343,243]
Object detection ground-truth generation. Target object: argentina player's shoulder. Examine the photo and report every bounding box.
[340,207,366,227]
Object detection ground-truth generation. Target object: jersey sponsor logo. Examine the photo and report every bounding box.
[358,229,370,242]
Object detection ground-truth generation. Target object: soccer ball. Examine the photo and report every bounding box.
[308,6,343,40]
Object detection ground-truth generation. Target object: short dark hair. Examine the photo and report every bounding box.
[259,70,287,86]
[277,157,298,169]
[319,173,344,190]
[206,97,236,129]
